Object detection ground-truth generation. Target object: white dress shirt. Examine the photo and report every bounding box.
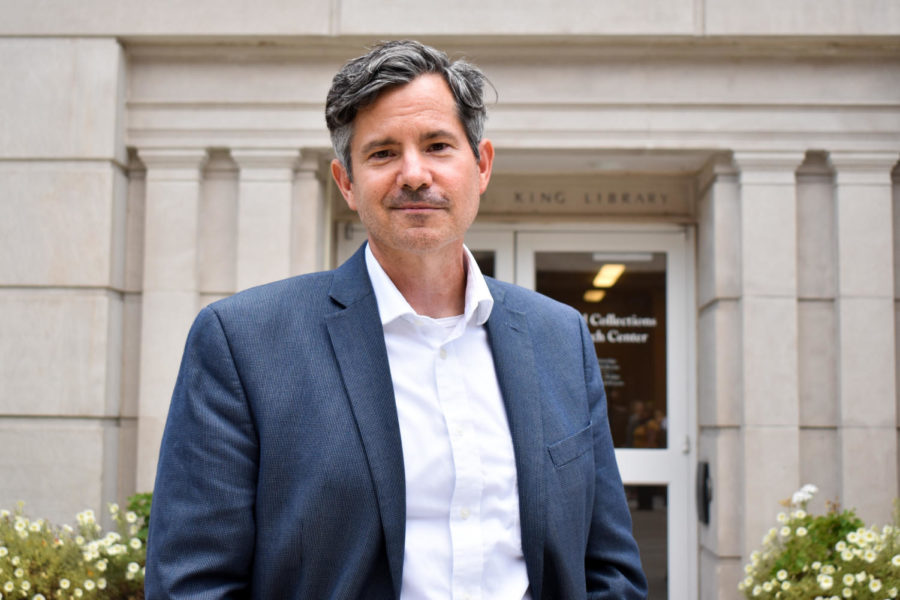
[365,245,531,600]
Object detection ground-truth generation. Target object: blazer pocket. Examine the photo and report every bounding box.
[547,422,593,468]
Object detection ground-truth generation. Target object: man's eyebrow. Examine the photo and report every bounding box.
[359,137,397,157]
[421,129,460,142]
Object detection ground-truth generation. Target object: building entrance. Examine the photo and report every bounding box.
[338,223,698,599]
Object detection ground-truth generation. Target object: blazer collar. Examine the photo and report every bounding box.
[326,244,406,598]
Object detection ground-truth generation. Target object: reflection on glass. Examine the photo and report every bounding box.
[627,484,668,599]
[472,250,495,278]
[534,251,667,449]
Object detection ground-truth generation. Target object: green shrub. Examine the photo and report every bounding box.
[740,484,900,599]
[0,497,147,600]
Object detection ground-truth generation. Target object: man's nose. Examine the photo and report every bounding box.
[397,150,432,191]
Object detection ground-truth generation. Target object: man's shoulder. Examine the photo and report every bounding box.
[486,277,580,319]
[205,270,337,322]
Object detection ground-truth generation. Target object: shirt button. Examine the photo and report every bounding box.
[460,507,471,520]
[439,348,447,359]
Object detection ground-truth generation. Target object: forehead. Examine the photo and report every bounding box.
[351,74,462,141]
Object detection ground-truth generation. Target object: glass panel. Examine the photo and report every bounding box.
[627,484,668,599]
[472,250,495,278]
[534,251,667,449]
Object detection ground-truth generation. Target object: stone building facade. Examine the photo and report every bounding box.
[1,1,898,598]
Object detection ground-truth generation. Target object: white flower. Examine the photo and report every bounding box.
[843,574,855,586]
[127,562,140,574]
[95,559,107,572]
[781,581,791,591]
[83,580,95,591]
[812,561,822,570]
[109,503,119,514]
[863,550,876,563]
[892,555,900,567]
[800,483,819,495]
[96,579,106,590]
[13,569,23,579]
[841,588,852,598]
[0,548,6,558]
[129,538,142,550]
[125,511,138,523]
[887,586,897,598]
[819,574,834,590]
[752,585,762,596]
[869,579,882,592]
[33,595,47,600]
[73,589,82,598]
[59,579,70,590]
[792,490,813,505]
[836,541,847,551]
[2,583,13,594]
[777,512,789,523]
[797,526,808,537]
[855,572,866,583]
[763,581,774,592]
[841,550,854,561]
[780,526,791,538]
[28,522,40,533]
[777,570,788,581]
[20,581,30,592]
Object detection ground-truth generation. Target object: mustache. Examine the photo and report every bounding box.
[386,188,449,208]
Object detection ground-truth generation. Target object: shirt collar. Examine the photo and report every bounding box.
[365,243,494,327]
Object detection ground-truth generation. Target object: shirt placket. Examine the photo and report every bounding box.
[432,322,484,600]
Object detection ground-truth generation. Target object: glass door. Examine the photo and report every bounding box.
[514,228,696,600]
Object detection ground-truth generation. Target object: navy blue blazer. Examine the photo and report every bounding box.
[145,244,647,599]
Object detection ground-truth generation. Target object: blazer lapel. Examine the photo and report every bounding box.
[485,280,546,599]
[325,246,405,599]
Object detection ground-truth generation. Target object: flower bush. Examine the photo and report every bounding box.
[740,484,900,599]
[0,497,147,600]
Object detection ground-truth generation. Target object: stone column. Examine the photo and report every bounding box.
[135,148,207,491]
[292,151,328,275]
[696,155,744,600]
[733,151,805,559]
[829,151,898,525]
[232,149,299,290]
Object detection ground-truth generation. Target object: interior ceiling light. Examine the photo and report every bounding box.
[592,264,626,288]
[583,289,606,303]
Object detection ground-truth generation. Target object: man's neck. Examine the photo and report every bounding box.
[369,242,467,319]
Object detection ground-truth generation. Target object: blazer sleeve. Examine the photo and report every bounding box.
[145,306,259,599]
[579,317,649,599]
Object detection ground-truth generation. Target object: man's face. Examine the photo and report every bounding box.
[331,74,493,260]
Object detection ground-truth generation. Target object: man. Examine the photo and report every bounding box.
[146,40,647,599]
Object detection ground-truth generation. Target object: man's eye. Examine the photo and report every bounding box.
[428,143,449,152]
[369,150,392,160]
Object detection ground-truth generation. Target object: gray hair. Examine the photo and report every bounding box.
[325,40,488,179]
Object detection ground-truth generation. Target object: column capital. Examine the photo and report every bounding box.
[137,148,208,181]
[828,151,898,186]
[231,148,299,182]
[732,151,806,185]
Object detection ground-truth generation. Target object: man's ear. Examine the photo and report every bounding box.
[331,158,356,210]
[476,139,494,195]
